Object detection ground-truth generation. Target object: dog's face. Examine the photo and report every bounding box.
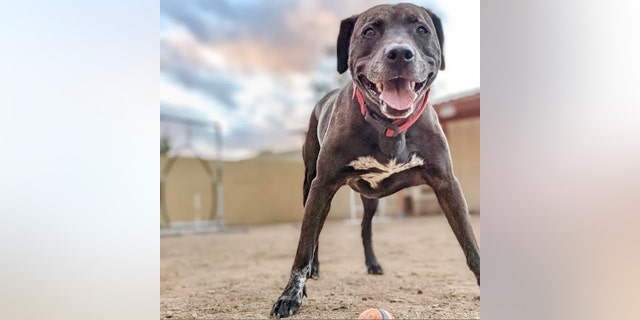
[337,3,445,119]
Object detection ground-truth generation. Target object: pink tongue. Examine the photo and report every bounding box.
[380,79,417,111]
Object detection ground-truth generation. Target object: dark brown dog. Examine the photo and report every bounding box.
[271,3,480,318]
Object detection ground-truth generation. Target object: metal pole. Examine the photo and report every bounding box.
[160,113,225,230]
[215,122,224,227]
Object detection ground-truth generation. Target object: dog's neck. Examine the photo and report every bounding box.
[352,84,429,160]
[352,83,429,137]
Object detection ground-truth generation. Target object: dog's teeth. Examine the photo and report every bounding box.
[376,82,383,93]
[410,81,416,90]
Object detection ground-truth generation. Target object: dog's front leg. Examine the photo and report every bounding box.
[427,170,480,285]
[270,176,342,318]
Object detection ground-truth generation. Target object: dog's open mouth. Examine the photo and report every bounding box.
[358,75,427,113]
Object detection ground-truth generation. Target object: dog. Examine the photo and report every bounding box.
[270,3,480,318]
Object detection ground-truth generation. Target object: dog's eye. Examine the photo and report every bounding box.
[416,26,428,35]
[363,27,376,37]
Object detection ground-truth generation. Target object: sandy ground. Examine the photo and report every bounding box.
[161,214,480,319]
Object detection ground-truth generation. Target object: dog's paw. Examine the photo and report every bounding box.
[270,284,305,318]
[270,294,302,319]
[367,262,384,275]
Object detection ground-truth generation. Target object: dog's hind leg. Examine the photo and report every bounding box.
[361,195,384,275]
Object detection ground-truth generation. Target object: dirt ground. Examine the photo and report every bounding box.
[161,214,480,319]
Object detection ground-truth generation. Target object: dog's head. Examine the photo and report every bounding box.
[337,3,445,119]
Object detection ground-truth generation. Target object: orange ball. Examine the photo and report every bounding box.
[358,308,394,319]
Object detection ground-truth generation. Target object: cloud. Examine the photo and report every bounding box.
[160,0,478,160]
[161,0,321,72]
[160,70,313,160]
[431,1,480,96]
[159,77,225,121]
[161,0,441,73]
[160,25,240,109]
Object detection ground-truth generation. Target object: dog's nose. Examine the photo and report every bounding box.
[385,44,415,62]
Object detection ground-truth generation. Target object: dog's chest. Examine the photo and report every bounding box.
[349,154,424,189]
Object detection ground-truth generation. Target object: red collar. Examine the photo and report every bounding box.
[353,83,430,137]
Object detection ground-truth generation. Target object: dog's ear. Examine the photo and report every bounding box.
[337,15,358,74]
[424,8,445,70]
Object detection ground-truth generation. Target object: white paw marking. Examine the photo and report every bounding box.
[349,154,424,189]
[293,270,307,298]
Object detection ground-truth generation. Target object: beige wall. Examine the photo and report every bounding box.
[160,117,479,226]
[161,156,217,224]
[446,117,480,213]
[160,155,305,226]
[225,161,402,224]
[223,158,305,225]
[160,154,402,226]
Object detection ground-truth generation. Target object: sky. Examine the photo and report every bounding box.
[160,0,479,160]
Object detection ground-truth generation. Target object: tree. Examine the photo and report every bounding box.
[160,136,171,155]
